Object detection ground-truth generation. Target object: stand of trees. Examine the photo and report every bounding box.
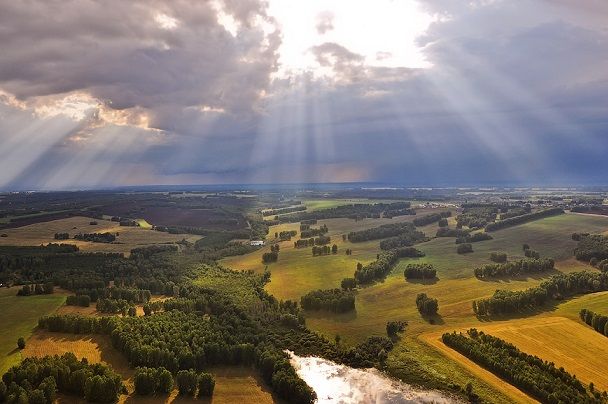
[262,251,278,263]
[386,321,407,337]
[456,243,473,254]
[579,309,608,337]
[1,353,125,403]
[133,367,174,395]
[54,232,69,240]
[300,289,355,313]
[436,228,470,238]
[455,232,493,244]
[16,282,54,296]
[413,211,451,227]
[416,293,438,316]
[354,247,425,284]
[74,232,117,243]
[300,225,328,238]
[442,329,602,403]
[473,271,608,316]
[456,207,498,229]
[485,208,564,232]
[311,244,338,256]
[474,258,554,279]
[404,263,436,280]
[490,252,507,263]
[275,202,412,223]
[278,230,297,241]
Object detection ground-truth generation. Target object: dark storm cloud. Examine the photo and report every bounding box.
[0,0,607,188]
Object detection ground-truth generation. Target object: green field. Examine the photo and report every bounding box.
[223,211,608,402]
[0,288,66,374]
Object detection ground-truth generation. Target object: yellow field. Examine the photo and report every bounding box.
[0,216,201,256]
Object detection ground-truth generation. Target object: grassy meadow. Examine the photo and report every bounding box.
[222,211,608,402]
[0,288,66,374]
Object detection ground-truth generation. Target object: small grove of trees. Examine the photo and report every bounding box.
[442,329,602,403]
[300,289,355,313]
[16,282,54,296]
[347,222,423,243]
[262,251,278,263]
[66,294,92,307]
[311,244,338,256]
[416,293,438,316]
[436,227,470,238]
[300,225,328,238]
[174,370,215,397]
[54,232,69,240]
[354,247,425,284]
[133,367,174,395]
[579,309,608,337]
[403,263,436,280]
[489,252,507,263]
[413,211,451,227]
[74,232,117,243]
[386,321,407,337]
[456,243,473,254]
[278,230,297,241]
[474,258,554,279]
[1,353,125,403]
[455,232,493,244]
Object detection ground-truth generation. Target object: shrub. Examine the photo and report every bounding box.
[456,243,473,254]
[17,337,25,350]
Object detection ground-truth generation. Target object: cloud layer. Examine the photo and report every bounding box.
[0,0,606,189]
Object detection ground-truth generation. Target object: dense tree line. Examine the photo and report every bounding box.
[404,263,436,280]
[574,234,608,262]
[300,224,328,238]
[74,232,117,243]
[474,258,554,279]
[485,208,564,232]
[579,309,608,337]
[383,207,416,218]
[1,353,125,403]
[277,230,297,241]
[262,205,307,216]
[435,227,470,238]
[412,211,451,227]
[294,238,315,248]
[499,206,530,220]
[354,247,425,284]
[300,289,355,313]
[473,271,608,316]
[442,329,602,403]
[455,232,493,244]
[416,293,438,316]
[16,282,54,296]
[275,202,412,223]
[348,222,425,244]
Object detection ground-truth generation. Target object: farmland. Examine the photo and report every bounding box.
[0,216,200,256]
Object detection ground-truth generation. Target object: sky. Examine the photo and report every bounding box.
[0,0,607,190]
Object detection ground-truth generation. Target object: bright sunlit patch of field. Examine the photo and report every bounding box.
[0,216,201,256]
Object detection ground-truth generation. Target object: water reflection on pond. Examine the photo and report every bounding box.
[288,351,458,403]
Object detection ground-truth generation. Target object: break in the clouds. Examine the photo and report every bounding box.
[0,0,607,189]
